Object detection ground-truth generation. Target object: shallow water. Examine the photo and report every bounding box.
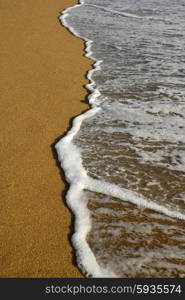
[86,190,185,277]
[57,0,185,277]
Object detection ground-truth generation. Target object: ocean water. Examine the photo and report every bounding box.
[56,0,185,277]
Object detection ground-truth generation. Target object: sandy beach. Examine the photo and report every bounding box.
[0,0,91,277]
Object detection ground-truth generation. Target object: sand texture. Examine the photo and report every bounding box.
[0,0,91,277]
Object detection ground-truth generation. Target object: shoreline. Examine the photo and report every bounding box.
[0,0,91,277]
[55,3,107,277]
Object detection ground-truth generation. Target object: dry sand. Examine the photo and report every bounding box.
[0,0,91,277]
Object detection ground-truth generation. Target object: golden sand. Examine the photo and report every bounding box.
[0,0,91,277]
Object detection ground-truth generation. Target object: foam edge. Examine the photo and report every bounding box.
[55,1,116,277]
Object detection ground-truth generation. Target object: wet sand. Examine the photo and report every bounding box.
[0,0,91,277]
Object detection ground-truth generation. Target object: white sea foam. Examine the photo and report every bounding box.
[84,3,143,19]
[56,0,185,277]
[56,0,116,277]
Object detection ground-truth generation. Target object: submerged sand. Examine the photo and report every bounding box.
[0,0,91,277]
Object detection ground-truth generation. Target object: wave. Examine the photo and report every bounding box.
[55,0,185,277]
